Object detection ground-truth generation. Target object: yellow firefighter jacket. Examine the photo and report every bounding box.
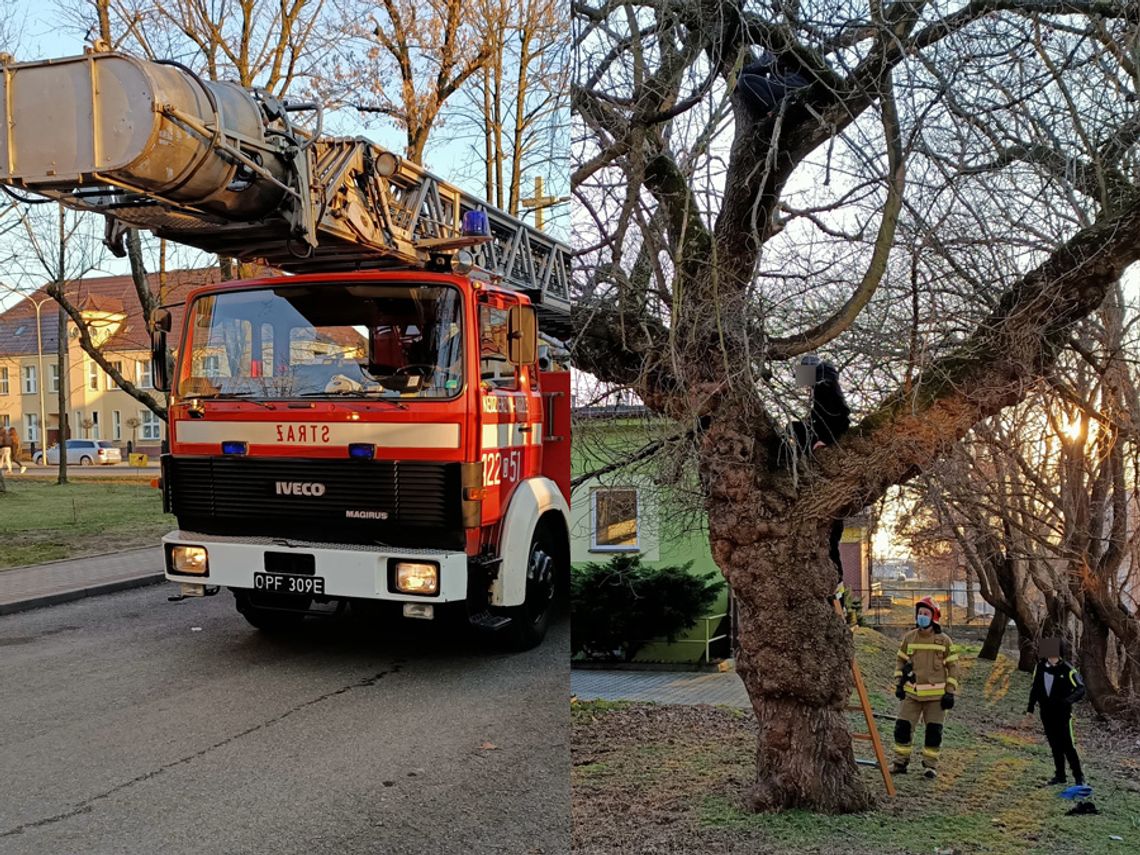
[895,626,960,699]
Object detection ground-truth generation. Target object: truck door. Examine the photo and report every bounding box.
[477,293,540,524]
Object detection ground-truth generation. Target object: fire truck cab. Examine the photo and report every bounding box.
[156,268,570,648]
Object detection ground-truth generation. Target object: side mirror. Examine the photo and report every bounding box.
[151,308,172,392]
[507,305,537,366]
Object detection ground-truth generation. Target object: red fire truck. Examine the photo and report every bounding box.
[0,50,572,648]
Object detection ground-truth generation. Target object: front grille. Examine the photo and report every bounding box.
[164,456,463,548]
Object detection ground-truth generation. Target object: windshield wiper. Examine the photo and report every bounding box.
[298,390,408,409]
[198,392,276,410]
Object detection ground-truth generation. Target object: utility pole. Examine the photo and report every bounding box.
[520,176,569,232]
[55,206,68,485]
[56,303,68,484]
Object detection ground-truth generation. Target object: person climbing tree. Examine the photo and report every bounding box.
[892,597,961,779]
[735,49,810,119]
[781,356,851,587]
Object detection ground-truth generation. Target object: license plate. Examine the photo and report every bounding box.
[253,572,325,595]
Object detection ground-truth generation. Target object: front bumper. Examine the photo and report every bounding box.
[162,530,468,602]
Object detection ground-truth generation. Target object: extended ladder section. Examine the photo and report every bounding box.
[834,600,895,798]
[0,51,571,336]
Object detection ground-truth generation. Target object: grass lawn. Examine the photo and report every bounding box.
[0,479,173,568]
[572,627,1140,855]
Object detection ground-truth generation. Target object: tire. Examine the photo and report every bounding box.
[233,589,308,633]
[501,528,559,651]
[79,456,93,466]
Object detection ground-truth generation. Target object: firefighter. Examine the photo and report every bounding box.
[1026,638,1086,786]
[891,597,960,778]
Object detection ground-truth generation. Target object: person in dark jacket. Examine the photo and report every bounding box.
[735,50,810,119]
[787,357,851,584]
[1026,637,1086,786]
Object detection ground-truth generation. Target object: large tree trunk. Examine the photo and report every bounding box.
[979,609,1007,661]
[707,469,873,811]
[1079,603,1121,717]
[1014,622,1038,672]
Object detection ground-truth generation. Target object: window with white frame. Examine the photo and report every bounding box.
[140,409,161,440]
[112,410,121,441]
[25,413,39,442]
[106,361,122,390]
[0,367,8,395]
[89,361,99,390]
[136,359,154,389]
[49,364,60,393]
[23,365,37,394]
[0,414,10,429]
[590,488,640,551]
[91,411,100,439]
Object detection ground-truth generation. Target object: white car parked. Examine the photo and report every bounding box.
[34,439,123,466]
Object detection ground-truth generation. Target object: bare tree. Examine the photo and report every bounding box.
[92,0,330,95]
[573,1,1140,812]
[452,0,568,213]
[327,0,493,164]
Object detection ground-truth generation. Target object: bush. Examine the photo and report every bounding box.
[571,554,724,662]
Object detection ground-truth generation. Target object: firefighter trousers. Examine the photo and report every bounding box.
[1041,709,1083,781]
[893,697,946,769]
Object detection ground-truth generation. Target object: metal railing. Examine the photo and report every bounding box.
[859,585,994,627]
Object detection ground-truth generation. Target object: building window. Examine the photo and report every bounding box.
[106,361,122,390]
[590,488,640,552]
[49,364,60,393]
[137,360,154,390]
[0,367,8,395]
[89,361,99,390]
[140,409,161,441]
[112,410,121,441]
[25,413,39,443]
[23,365,37,394]
[91,411,100,439]
[0,414,10,429]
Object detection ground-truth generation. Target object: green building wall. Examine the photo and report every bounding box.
[570,413,729,664]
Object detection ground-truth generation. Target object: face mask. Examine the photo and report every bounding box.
[916,614,932,629]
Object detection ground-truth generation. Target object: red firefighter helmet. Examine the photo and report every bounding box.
[915,596,941,622]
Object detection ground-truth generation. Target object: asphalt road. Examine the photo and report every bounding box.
[0,585,569,855]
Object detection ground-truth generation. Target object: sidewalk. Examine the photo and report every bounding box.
[571,669,750,708]
[0,547,165,615]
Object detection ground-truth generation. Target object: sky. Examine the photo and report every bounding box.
[0,0,569,303]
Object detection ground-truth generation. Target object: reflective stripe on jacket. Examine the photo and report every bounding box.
[895,627,960,697]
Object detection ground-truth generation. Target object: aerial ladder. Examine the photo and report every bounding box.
[0,50,571,337]
[0,49,573,648]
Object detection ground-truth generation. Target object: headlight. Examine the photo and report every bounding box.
[172,545,209,575]
[394,561,439,595]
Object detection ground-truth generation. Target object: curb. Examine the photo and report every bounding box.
[0,546,163,575]
[0,573,165,616]
[571,660,728,673]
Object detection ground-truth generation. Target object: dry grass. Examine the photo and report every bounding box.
[572,627,1140,854]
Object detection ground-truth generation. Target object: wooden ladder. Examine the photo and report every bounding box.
[835,600,896,797]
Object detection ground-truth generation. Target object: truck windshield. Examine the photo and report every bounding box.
[180,284,464,400]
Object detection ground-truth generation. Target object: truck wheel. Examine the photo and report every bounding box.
[233,589,307,633]
[502,529,557,651]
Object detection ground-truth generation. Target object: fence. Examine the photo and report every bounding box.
[858,584,994,628]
